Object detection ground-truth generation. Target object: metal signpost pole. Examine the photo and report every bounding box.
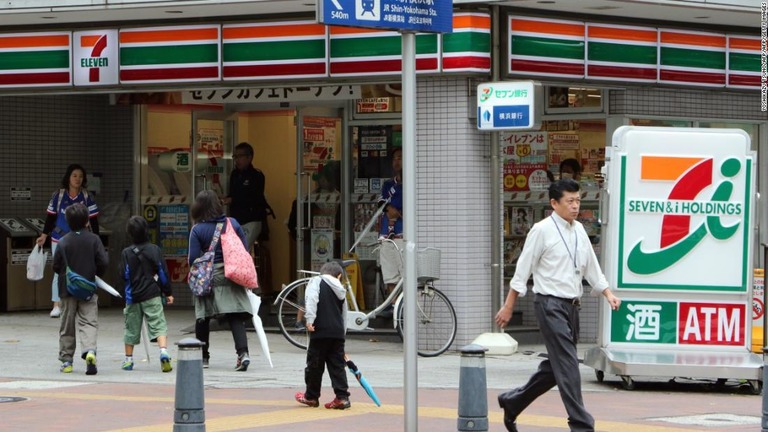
[317,3,452,430]
[402,30,418,432]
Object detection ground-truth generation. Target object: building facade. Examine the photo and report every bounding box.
[0,0,763,349]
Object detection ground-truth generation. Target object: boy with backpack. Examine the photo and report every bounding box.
[119,216,175,372]
[295,261,351,410]
[52,203,108,375]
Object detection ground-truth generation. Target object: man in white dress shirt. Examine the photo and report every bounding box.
[495,178,621,432]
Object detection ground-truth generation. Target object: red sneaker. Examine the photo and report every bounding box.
[324,397,351,410]
[295,392,319,407]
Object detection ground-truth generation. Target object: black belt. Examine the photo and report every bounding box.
[536,293,581,307]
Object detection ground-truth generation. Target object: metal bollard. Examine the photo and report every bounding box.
[174,338,206,432]
[457,344,489,431]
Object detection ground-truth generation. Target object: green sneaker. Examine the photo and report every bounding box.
[121,359,134,371]
[85,351,97,375]
[160,352,173,373]
[60,361,73,373]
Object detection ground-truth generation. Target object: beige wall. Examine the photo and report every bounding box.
[240,111,297,292]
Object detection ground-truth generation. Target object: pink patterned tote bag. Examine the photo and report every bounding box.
[221,218,259,288]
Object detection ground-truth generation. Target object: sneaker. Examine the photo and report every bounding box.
[50,306,60,318]
[293,321,306,332]
[202,357,210,369]
[295,392,319,407]
[60,361,73,373]
[324,397,351,410]
[235,353,250,372]
[85,351,97,375]
[160,352,173,373]
[121,359,134,371]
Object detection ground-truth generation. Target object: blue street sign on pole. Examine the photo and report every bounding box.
[318,0,453,34]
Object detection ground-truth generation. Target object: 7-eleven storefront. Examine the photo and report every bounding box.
[0,14,499,352]
[0,10,763,349]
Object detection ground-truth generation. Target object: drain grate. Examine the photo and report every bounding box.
[0,396,27,403]
[649,413,761,427]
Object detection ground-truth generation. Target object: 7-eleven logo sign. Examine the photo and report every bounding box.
[617,150,752,292]
[73,30,118,86]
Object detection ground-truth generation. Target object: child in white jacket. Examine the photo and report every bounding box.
[295,261,351,410]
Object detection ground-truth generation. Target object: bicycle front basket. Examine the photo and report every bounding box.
[417,248,441,281]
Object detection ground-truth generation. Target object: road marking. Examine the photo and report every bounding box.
[0,380,92,390]
[5,391,703,431]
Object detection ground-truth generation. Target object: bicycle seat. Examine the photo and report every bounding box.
[340,259,357,269]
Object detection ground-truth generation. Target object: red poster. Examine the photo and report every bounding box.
[503,162,549,192]
[165,257,190,284]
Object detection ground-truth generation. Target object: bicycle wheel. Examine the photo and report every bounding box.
[395,285,457,357]
[276,279,310,350]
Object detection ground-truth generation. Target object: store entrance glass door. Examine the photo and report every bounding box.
[191,111,237,198]
[138,107,237,296]
[295,111,342,272]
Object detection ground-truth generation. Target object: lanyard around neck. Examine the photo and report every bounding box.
[551,216,577,269]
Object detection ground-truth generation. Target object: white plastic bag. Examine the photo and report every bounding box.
[26,244,47,281]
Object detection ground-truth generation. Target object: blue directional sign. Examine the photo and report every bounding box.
[318,0,453,34]
[477,81,542,131]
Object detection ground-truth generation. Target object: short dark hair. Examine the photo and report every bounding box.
[559,158,582,176]
[549,178,580,201]
[235,142,254,157]
[65,203,89,231]
[320,261,343,278]
[190,190,223,223]
[126,215,150,244]
[391,147,402,158]
[60,164,88,189]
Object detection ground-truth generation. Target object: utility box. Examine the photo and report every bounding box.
[0,218,39,311]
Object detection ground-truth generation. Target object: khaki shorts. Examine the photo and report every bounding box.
[123,296,168,345]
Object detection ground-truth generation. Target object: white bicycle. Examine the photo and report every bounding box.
[273,239,457,357]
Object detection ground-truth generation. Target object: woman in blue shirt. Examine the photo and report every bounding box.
[36,164,100,318]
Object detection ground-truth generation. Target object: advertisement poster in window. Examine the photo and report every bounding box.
[303,117,339,172]
[504,163,549,191]
[500,131,547,164]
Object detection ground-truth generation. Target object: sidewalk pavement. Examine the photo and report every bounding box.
[0,307,763,431]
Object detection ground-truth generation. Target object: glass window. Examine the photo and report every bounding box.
[545,86,604,113]
[699,122,758,151]
[630,119,693,127]
[354,84,402,118]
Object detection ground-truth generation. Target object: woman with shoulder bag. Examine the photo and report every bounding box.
[188,190,253,371]
[36,164,100,318]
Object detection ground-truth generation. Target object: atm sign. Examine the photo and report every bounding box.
[612,300,746,347]
[679,302,744,346]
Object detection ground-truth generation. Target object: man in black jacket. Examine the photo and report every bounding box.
[223,142,270,252]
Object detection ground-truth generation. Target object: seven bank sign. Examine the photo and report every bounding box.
[476,81,542,131]
[612,127,755,293]
[318,0,453,33]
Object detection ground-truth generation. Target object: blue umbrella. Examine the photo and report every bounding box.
[345,355,381,407]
